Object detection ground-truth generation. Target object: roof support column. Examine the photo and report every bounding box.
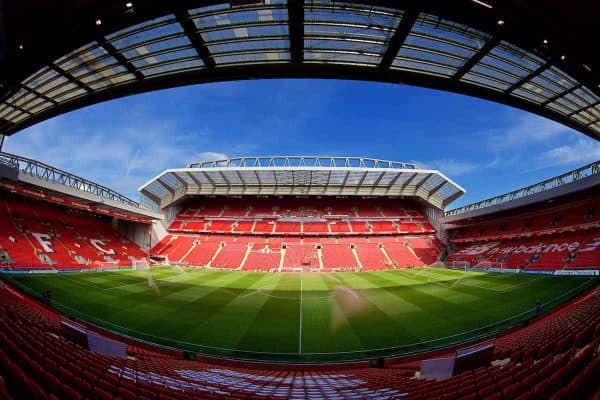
[379,6,419,69]
[288,0,304,63]
[0,133,4,152]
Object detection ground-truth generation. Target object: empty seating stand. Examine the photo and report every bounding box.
[1,282,599,400]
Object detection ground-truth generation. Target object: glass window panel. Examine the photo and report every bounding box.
[57,46,109,72]
[572,87,599,106]
[141,59,204,77]
[28,101,54,114]
[20,96,47,112]
[305,7,400,29]
[214,51,289,65]
[471,64,520,85]
[207,39,289,54]
[69,56,119,78]
[131,49,198,68]
[305,51,380,65]
[201,24,288,42]
[554,96,581,112]
[479,55,529,79]
[546,101,571,116]
[404,35,476,59]
[512,88,546,104]
[111,22,183,50]
[520,81,555,100]
[34,75,69,95]
[23,68,59,89]
[305,23,393,42]
[107,15,174,40]
[54,88,87,103]
[411,14,489,50]
[305,38,387,54]
[45,82,79,99]
[0,105,16,119]
[541,67,577,92]
[461,72,511,91]
[490,42,543,72]
[392,59,456,77]
[78,65,128,84]
[562,91,588,109]
[397,47,466,68]
[193,8,287,29]
[120,35,191,57]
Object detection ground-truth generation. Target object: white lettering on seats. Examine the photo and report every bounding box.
[90,239,116,255]
[579,238,600,253]
[32,233,54,253]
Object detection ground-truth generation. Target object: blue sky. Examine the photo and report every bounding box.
[5,79,600,209]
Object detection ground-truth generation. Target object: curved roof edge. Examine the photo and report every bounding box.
[138,157,465,211]
[0,1,598,139]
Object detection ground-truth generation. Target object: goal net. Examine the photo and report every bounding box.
[475,261,506,270]
[450,261,470,270]
[131,259,150,270]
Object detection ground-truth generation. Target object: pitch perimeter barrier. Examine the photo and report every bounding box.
[3,272,597,363]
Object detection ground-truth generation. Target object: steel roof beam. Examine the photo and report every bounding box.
[175,9,216,68]
[542,84,582,106]
[50,65,92,93]
[288,0,304,63]
[453,36,501,81]
[97,37,144,80]
[186,171,202,186]
[505,61,551,94]
[379,6,419,69]
[19,84,59,106]
[157,177,175,195]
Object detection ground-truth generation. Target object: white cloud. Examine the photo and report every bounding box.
[196,152,228,162]
[487,113,574,150]
[3,115,232,200]
[415,159,478,177]
[534,138,600,168]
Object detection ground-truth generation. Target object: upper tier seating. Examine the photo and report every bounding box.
[0,193,147,270]
[168,198,432,236]
[1,282,598,400]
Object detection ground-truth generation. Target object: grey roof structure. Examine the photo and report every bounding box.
[0,1,598,139]
[138,156,465,210]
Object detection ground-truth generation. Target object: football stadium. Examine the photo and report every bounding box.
[0,1,599,399]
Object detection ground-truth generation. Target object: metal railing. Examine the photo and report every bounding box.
[188,156,417,170]
[0,152,145,209]
[446,160,600,216]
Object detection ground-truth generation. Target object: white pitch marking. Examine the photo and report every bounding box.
[298,271,303,354]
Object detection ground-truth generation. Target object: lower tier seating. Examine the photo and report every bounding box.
[0,283,598,400]
[449,229,600,270]
[0,193,147,270]
[153,236,441,270]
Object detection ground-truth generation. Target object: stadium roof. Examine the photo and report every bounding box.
[138,156,465,210]
[0,1,599,140]
[0,151,162,220]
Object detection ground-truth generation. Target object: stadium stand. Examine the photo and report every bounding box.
[0,281,598,400]
[447,196,600,270]
[154,198,441,270]
[0,192,147,270]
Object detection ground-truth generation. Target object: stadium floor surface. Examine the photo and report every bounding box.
[4,267,597,362]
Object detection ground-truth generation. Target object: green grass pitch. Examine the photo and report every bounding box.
[4,267,597,362]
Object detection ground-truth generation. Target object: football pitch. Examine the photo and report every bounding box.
[4,267,597,362]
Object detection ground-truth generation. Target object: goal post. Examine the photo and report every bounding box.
[131,259,150,270]
[475,261,506,270]
[450,261,470,271]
